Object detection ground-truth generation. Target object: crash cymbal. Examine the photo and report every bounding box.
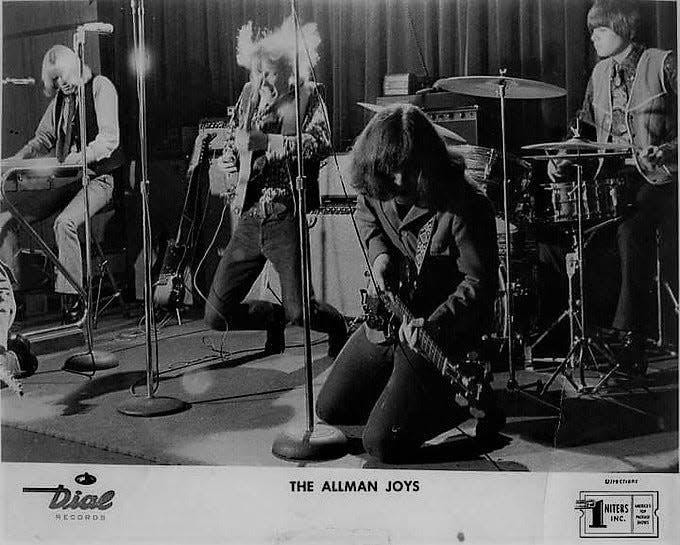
[522,137,632,152]
[357,102,466,144]
[434,75,567,100]
[523,151,631,161]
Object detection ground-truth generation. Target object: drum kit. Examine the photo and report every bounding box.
[360,70,637,395]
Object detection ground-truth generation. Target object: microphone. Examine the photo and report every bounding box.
[78,22,114,34]
[2,77,35,85]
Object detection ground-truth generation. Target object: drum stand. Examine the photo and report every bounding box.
[492,72,544,397]
[538,164,619,395]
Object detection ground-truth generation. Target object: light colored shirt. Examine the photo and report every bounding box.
[16,75,120,164]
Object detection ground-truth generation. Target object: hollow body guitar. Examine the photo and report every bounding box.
[361,258,498,420]
[153,133,214,311]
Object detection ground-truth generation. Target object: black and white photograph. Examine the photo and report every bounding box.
[1,0,678,542]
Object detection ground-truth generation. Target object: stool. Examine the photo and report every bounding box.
[90,198,129,328]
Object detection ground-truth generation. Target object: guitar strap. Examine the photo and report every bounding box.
[414,215,436,277]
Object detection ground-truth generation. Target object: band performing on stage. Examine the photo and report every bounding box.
[1,0,677,466]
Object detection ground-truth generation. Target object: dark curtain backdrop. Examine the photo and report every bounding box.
[98,0,677,157]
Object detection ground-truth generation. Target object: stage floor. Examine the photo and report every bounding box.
[1,309,678,472]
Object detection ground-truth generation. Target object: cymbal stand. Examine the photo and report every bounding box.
[539,162,618,395]
[494,71,540,395]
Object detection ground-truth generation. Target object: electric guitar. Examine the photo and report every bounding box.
[360,259,498,419]
[153,132,214,311]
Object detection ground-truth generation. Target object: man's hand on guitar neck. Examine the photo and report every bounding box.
[370,253,394,294]
[399,316,425,354]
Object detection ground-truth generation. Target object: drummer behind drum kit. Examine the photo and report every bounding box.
[360,70,638,396]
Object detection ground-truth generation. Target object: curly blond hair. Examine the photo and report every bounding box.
[236,15,321,84]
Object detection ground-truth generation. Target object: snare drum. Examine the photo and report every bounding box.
[540,177,627,223]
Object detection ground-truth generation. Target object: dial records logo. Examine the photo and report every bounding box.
[575,491,659,538]
[22,472,115,521]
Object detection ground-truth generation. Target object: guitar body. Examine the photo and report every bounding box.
[152,133,214,312]
[153,243,188,309]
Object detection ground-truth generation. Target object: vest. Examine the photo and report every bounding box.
[54,75,125,177]
[591,48,676,183]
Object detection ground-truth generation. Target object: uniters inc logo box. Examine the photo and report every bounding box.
[575,491,659,538]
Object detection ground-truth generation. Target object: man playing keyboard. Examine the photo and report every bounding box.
[1,44,124,324]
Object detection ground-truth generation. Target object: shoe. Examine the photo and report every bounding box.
[61,294,85,325]
[618,331,647,376]
[7,334,38,378]
[327,317,349,360]
[263,315,286,356]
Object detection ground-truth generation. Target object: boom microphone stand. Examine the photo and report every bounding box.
[272,0,347,460]
[63,24,119,372]
[118,0,189,416]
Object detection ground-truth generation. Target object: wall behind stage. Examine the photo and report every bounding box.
[2,1,102,156]
[96,0,677,157]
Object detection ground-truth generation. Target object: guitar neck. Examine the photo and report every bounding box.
[384,293,449,376]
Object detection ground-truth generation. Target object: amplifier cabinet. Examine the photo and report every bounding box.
[376,91,544,152]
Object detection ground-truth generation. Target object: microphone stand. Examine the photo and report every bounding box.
[272,0,347,460]
[118,0,189,416]
[63,26,119,372]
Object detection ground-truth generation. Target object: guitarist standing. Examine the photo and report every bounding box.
[547,0,677,373]
[205,17,347,358]
[316,104,502,463]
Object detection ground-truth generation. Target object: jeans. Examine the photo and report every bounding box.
[205,204,344,336]
[316,324,470,463]
[0,263,15,350]
[0,174,114,295]
[613,181,678,332]
[536,179,678,335]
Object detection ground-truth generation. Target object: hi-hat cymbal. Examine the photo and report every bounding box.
[522,137,632,152]
[357,102,466,144]
[434,75,567,100]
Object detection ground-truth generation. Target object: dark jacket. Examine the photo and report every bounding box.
[356,180,499,353]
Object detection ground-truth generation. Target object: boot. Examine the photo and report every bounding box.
[7,334,38,378]
[263,306,286,356]
[61,294,84,325]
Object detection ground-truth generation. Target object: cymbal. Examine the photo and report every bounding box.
[434,76,567,100]
[357,102,466,144]
[523,151,631,161]
[522,137,632,152]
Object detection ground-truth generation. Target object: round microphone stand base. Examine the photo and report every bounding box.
[117,396,190,417]
[63,350,119,372]
[272,424,348,461]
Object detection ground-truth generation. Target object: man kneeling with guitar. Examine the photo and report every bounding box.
[316,104,504,463]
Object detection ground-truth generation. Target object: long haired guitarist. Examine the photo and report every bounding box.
[204,16,347,358]
[316,104,504,464]
[546,0,677,374]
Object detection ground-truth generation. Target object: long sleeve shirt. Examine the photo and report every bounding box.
[229,82,331,211]
[356,181,499,353]
[15,75,120,165]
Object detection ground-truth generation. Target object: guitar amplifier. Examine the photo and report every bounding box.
[377,93,479,145]
[424,107,478,146]
[199,112,234,153]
